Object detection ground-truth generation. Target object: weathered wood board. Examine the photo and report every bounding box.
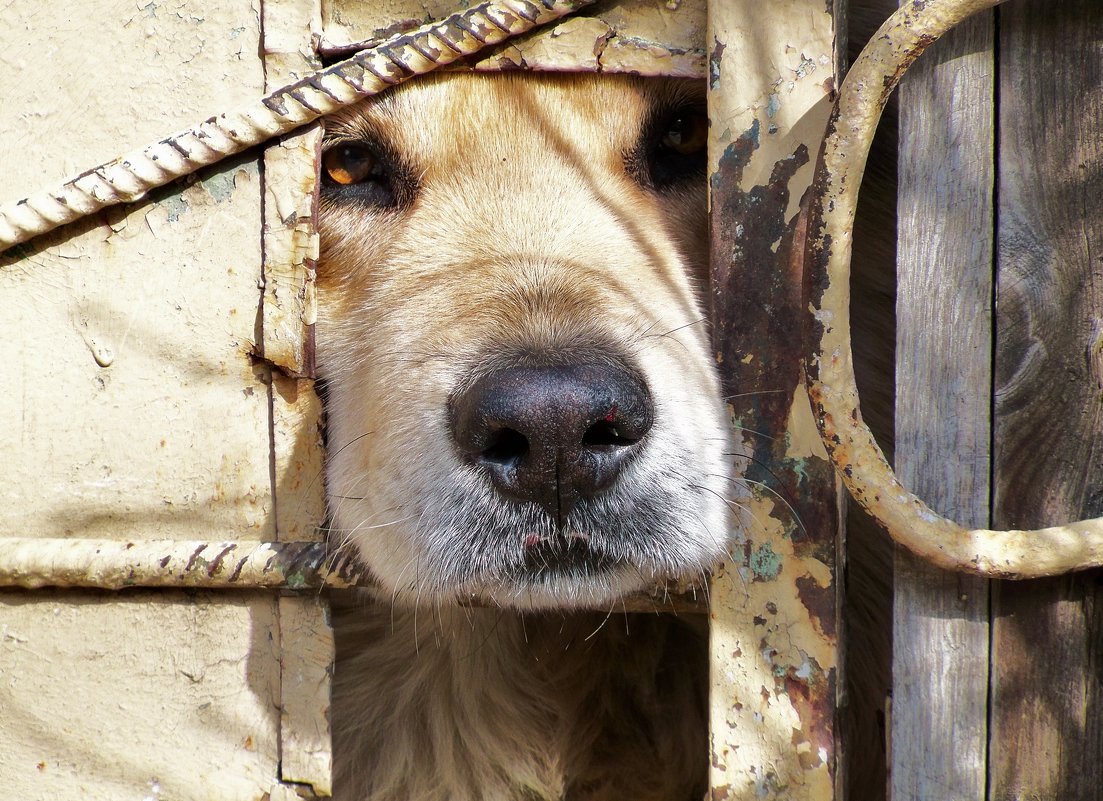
[990,2,1103,798]
[0,0,330,797]
[892,10,994,801]
[891,0,1103,798]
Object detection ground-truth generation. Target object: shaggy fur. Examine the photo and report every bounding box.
[317,75,742,801]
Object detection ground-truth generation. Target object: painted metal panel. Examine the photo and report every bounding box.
[0,591,282,799]
[1,0,331,797]
[706,2,842,798]
[320,0,707,76]
[0,0,271,542]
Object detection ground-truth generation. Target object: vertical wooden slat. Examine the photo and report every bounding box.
[707,3,843,798]
[990,2,1103,798]
[891,11,994,801]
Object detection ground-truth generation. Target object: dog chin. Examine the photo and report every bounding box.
[458,568,664,612]
[378,562,691,612]
[338,451,732,611]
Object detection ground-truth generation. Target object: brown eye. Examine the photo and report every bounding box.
[323,143,380,185]
[638,104,708,189]
[660,112,709,156]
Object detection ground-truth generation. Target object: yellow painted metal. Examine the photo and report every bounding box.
[707,2,841,798]
[321,0,707,76]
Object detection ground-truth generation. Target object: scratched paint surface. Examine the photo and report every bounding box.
[321,0,707,76]
[0,0,271,541]
[707,1,840,799]
[0,1,324,799]
[0,591,282,799]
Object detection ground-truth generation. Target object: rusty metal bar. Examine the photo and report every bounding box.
[803,0,1103,578]
[0,537,706,610]
[0,538,364,590]
[0,0,595,251]
[706,1,842,798]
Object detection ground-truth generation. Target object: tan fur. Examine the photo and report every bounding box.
[318,74,740,800]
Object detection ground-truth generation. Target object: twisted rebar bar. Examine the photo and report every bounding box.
[804,0,1103,578]
[0,536,705,610]
[0,0,595,251]
[0,538,365,590]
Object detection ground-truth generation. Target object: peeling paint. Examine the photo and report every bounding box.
[708,1,840,798]
[161,194,190,222]
[710,38,726,89]
[321,0,708,77]
[750,542,782,581]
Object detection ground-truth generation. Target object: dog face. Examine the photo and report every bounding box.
[317,73,735,609]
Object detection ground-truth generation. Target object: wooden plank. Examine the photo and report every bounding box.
[990,2,1103,799]
[706,2,842,798]
[891,11,994,801]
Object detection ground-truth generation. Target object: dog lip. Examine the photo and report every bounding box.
[519,534,619,577]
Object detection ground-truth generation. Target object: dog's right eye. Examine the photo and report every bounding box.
[323,144,381,185]
[321,142,400,208]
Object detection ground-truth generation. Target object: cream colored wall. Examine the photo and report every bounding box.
[0,1,330,797]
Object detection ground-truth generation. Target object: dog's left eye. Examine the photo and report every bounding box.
[659,112,709,157]
[635,105,709,189]
[321,142,404,208]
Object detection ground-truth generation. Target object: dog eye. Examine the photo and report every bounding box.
[659,112,709,156]
[643,106,709,189]
[321,142,404,208]
[323,144,384,185]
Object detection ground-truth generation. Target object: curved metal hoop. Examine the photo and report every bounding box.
[804,0,1103,578]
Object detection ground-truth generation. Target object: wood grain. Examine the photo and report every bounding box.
[891,11,995,801]
[990,2,1103,799]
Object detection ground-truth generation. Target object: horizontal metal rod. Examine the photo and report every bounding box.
[0,538,363,591]
[0,537,707,612]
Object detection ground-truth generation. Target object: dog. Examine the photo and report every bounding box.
[316,72,736,801]
[315,43,897,795]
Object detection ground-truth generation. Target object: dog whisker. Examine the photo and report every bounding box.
[719,388,789,400]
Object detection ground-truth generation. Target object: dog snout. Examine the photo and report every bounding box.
[449,362,654,523]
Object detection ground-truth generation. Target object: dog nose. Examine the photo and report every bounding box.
[449,363,653,523]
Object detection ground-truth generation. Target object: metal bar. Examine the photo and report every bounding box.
[0,0,595,251]
[707,1,843,797]
[0,538,364,590]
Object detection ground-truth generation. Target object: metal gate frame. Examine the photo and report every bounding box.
[5,0,1101,798]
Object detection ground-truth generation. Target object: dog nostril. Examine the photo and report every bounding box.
[481,427,529,467]
[581,419,642,448]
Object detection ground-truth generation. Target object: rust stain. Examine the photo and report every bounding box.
[710,85,839,794]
